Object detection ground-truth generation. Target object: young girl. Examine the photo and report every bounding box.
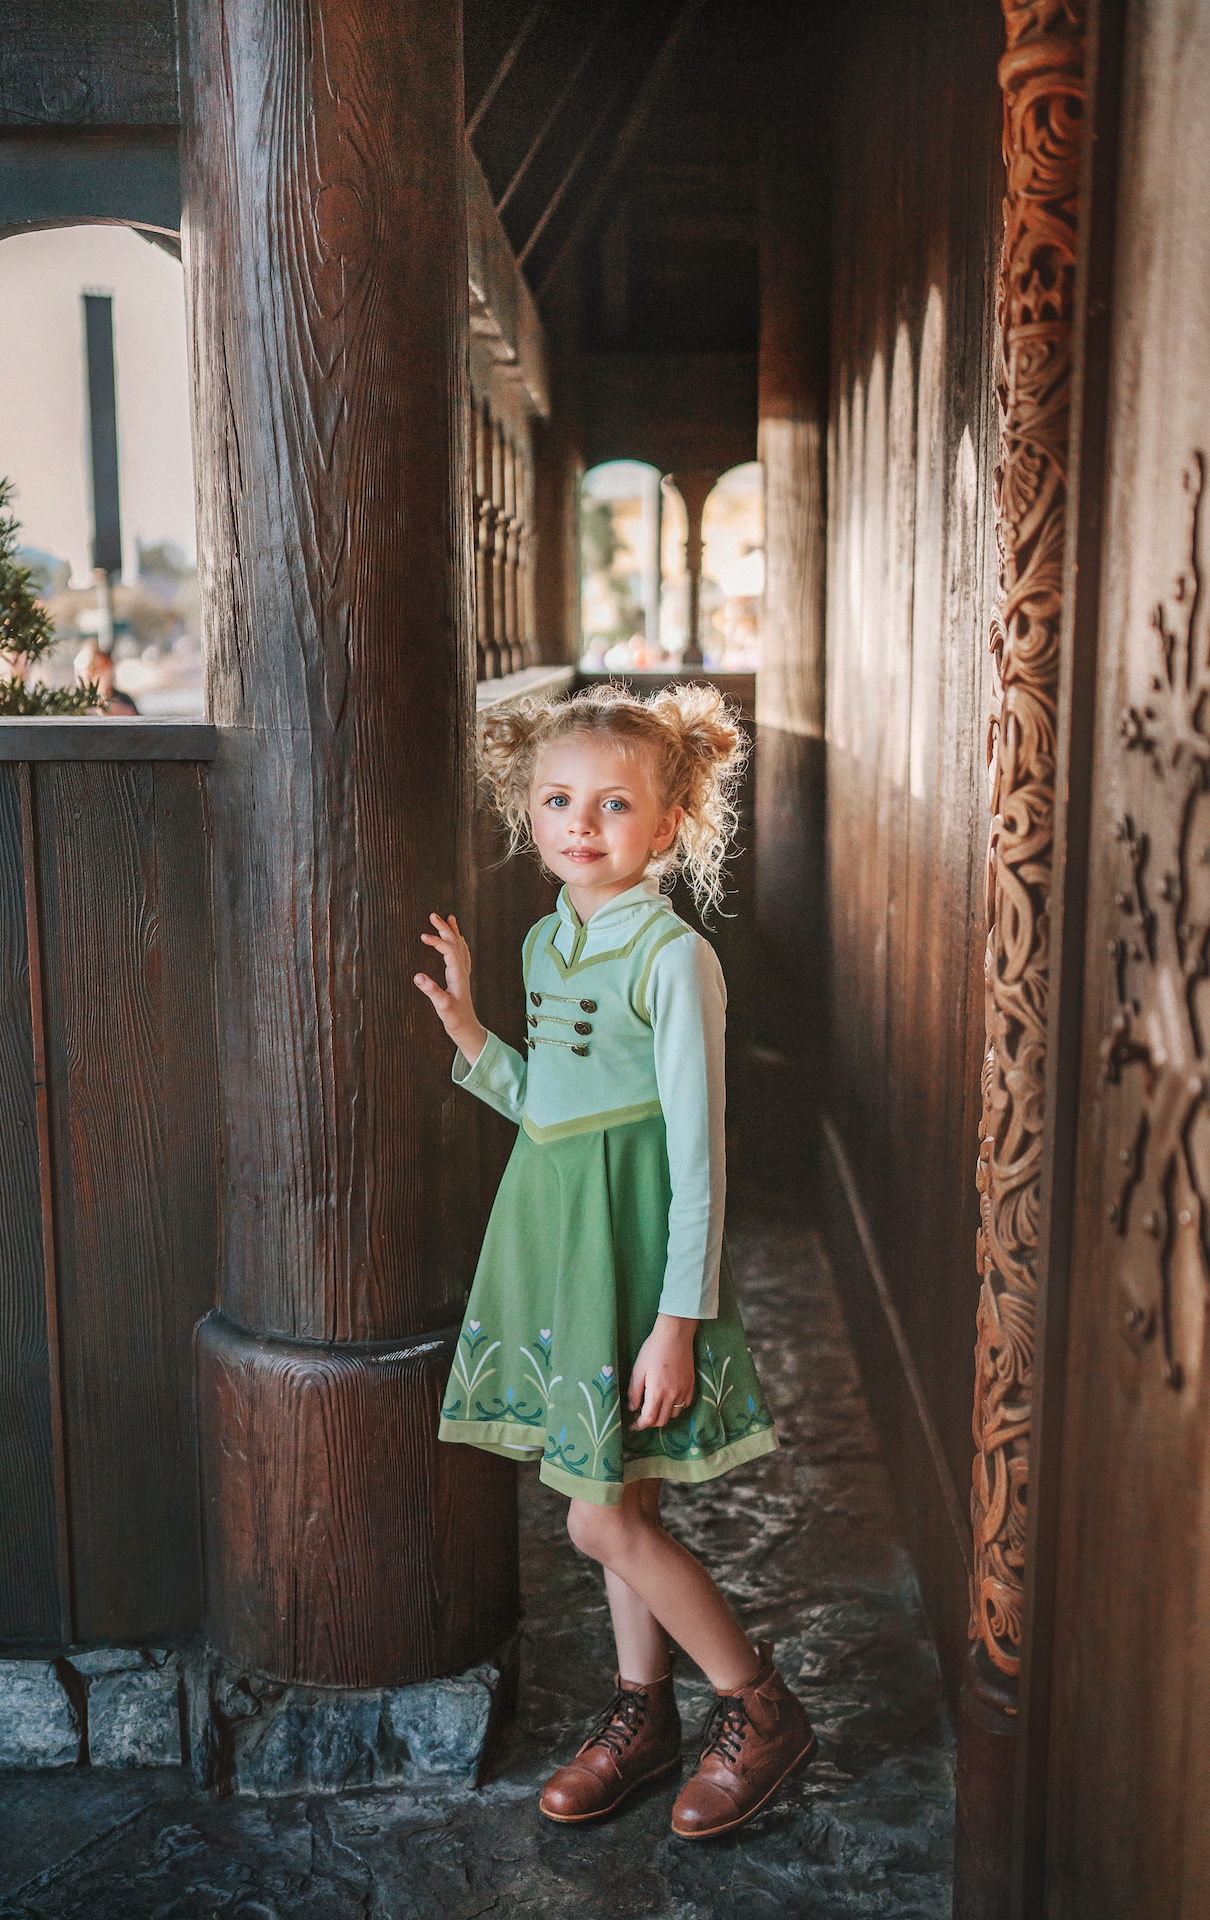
[413,682,816,1839]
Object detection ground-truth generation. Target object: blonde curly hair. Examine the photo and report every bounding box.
[478,680,748,916]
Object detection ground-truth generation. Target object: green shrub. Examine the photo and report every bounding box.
[0,478,101,716]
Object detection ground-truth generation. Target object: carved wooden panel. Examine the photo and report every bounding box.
[1101,458,1210,1391]
[969,0,1085,1689]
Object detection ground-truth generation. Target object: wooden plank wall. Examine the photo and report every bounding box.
[0,766,60,1641]
[818,0,1004,1695]
[0,760,219,1648]
[1045,0,1210,1907]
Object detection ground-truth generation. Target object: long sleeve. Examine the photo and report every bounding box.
[452,1029,527,1123]
[646,933,727,1319]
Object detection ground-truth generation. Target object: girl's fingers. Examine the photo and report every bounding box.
[413,974,450,1009]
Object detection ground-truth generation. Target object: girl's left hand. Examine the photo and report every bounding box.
[628,1314,698,1428]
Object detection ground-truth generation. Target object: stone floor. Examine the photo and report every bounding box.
[0,1188,954,1919]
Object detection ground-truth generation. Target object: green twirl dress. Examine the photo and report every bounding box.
[438,878,778,1505]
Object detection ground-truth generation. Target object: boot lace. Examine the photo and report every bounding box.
[584,1685,648,1756]
[698,1694,751,1766]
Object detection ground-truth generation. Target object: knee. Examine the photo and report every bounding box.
[567,1499,626,1564]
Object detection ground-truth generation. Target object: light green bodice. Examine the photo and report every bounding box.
[453,878,727,1319]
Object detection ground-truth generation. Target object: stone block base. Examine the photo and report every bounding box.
[0,1658,81,1769]
[187,1642,516,1797]
[0,1642,516,1796]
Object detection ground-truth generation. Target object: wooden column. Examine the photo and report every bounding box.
[181,0,517,1688]
[669,470,717,666]
[475,403,498,680]
[516,442,537,667]
[955,1,1085,1910]
[502,433,522,674]
[490,419,509,675]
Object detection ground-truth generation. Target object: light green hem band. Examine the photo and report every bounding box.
[438,1419,780,1507]
[439,1417,545,1458]
[521,1099,663,1144]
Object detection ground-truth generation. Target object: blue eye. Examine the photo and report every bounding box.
[603,799,627,813]
[547,794,569,808]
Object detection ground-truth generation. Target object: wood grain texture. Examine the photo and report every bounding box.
[34,761,218,1644]
[183,0,477,1344]
[0,0,180,128]
[818,0,1004,1703]
[18,766,74,1647]
[197,1313,518,1686]
[1046,0,1210,1907]
[0,766,60,1644]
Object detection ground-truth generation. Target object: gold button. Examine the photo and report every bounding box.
[580,999,596,1013]
[574,1021,591,1036]
[530,991,542,1006]
[572,1044,589,1057]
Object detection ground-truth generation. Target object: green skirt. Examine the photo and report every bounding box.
[438,1111,778,1506]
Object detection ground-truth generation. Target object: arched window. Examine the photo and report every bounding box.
[579,459,663,671]
[579,457,763,673]
[699,462,763,672]
[0,226,200,716]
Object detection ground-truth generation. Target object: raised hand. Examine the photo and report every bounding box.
[413,912,487,1063]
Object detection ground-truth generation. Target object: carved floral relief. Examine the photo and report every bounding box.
[970,0,1085,1684]
[1103,456,1210,1394]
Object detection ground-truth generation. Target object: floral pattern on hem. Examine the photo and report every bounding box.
[441,1320,775,1488]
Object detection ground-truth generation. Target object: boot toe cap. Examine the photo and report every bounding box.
[540,1763,610,1820]
[670,1779,739,1837]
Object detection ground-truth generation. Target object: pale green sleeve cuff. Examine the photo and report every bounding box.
[452,1030,527,1124]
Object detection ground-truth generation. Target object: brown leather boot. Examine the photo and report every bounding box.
[539,1672,682,1823]
[670,1641,817,1838]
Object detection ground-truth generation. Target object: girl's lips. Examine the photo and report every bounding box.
[564,849,605,861]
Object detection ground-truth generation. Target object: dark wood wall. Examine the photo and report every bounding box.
[0,745,218,1649]
[1043,0,1210,1906]
[809,0,1005,1697]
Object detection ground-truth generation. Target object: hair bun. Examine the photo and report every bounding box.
[650,683,746,771]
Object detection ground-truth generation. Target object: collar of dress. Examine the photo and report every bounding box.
[551,878,668,969]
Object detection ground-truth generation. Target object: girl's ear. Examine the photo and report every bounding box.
[651,804,685,854]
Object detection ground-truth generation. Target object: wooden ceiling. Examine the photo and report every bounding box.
[464,0,760,353]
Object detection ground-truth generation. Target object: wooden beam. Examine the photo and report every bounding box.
[531,0,708,298]
[0,130,180,237]
[0,0,178,128]
[466,0,547,140]
[466,145,550,416]
[0,719,216,760]
[495,2,619,217]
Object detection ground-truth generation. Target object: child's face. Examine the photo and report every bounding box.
[530,733,683,906]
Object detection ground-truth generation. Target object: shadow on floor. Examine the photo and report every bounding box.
[0,1185,953,1920]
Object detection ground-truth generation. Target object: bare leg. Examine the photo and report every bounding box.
[568,1481,759,1694]
[603,1480,672,1683]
